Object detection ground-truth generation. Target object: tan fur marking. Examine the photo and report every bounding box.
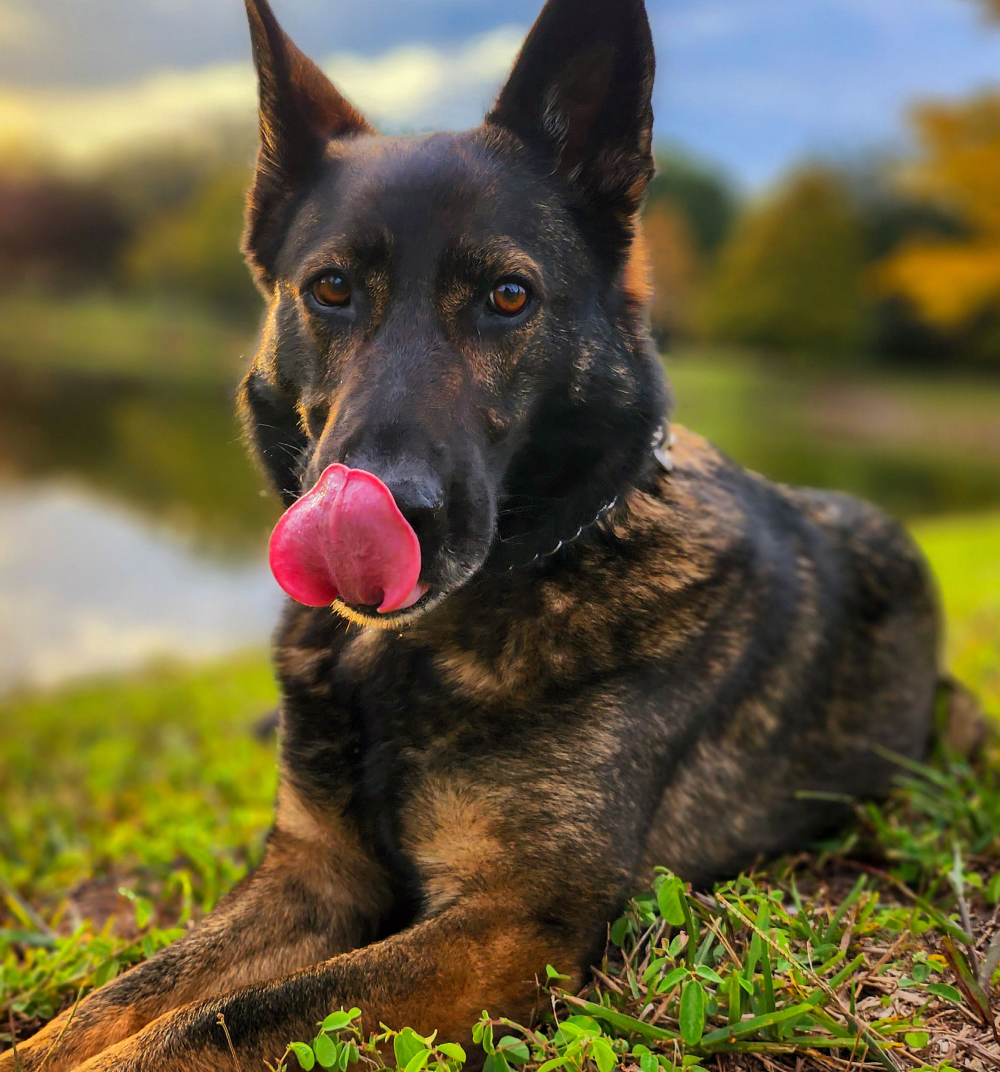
[275,645,328,685]
[337,627,388,672]
[622,221,654,311]
[275,782,343,844]
[403,780,507,916]
[427,430,737,700]
[668,425,720,476]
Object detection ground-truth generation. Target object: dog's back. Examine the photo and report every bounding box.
[636,429,939,884]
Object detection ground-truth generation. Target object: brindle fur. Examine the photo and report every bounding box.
[0,0,940,1068]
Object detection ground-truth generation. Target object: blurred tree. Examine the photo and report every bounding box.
[126,170,261,324]
[878,97,1000,361]
[0,176,128,291]
[647,152,737,259]
[98,126,257,226]
[643,151,737,343]
[840,161,961,363]
[643,202,702,343]
[701,168,869,354]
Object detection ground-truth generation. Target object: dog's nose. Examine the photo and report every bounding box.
[387,473,446,552]
[343,454,446,552]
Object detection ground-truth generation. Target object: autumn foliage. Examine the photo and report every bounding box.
[878,97,1000,353]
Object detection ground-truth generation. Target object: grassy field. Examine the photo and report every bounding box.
[1,514,998,1070]
[669,351,1000,522]
[0,293,252,386]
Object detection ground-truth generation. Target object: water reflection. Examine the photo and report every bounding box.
[0,484,281,694]
[0,361,285,693]
[0,362,279,554]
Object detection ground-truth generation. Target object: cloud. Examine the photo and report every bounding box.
[4,0,1000,188]
[0,0,533,89]
[0,23,524,165]
[0,1,39,48]
[328,24,523,127]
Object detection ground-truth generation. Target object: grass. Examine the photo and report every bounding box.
[0,657,278,1034]
[915,513,1000,719]
[1,518,998,1070]
[669,350,1000,521]
[0,292,252,386]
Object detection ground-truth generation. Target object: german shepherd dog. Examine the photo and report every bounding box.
[2,0,942,1068]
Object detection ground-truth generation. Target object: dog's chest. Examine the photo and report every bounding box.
[323,632,502,929]
[324,627,626,927]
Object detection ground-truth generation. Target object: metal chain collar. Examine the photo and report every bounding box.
[509,424,674,569]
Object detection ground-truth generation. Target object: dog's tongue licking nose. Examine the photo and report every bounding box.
[269,465,426,614]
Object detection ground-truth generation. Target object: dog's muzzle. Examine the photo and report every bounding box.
[269,464,429,613]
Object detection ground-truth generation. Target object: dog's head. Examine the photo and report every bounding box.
[239,0,669,628]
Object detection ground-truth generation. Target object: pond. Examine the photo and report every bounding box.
[0,362,283,694]
[2,353,1000,694]
[0,484,282,693]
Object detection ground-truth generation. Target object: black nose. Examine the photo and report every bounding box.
[389,472,445,550]
[344,454,446,552]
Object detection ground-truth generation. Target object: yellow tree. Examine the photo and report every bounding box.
[878,97,1000,337]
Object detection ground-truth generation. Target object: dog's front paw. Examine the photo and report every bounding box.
[68,1009,251,1072]
[70,1038,162,1072]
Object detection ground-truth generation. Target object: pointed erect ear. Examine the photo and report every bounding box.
[243,0,373,286]
[487,0,655,231]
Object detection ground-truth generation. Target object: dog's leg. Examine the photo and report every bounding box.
[66,893,577,1072]
[1,787,387,1072]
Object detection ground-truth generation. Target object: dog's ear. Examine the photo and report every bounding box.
[243,0,373,287]
[487,0,655,244]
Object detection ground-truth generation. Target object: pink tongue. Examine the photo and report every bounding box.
[269,465,426,614]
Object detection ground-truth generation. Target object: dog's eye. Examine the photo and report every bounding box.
[489,280,530,317]
[311,273,352,308]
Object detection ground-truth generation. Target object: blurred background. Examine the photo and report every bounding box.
[1,0,1000,696]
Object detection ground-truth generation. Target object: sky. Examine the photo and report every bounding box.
[2,0,1000,188]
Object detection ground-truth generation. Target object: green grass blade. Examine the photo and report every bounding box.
[564,1001,680,1043]
[701,1003,817,1047]
[821,876,867,946]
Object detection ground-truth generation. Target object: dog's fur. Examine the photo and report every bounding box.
[1,1,941,1068]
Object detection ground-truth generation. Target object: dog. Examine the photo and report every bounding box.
[1,0,942,1068]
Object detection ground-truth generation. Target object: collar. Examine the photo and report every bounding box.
[652,423,675,473]
[508,423,674,570]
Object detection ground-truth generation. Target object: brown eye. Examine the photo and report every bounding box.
[311,273,352,308]
[489,280,530,317]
